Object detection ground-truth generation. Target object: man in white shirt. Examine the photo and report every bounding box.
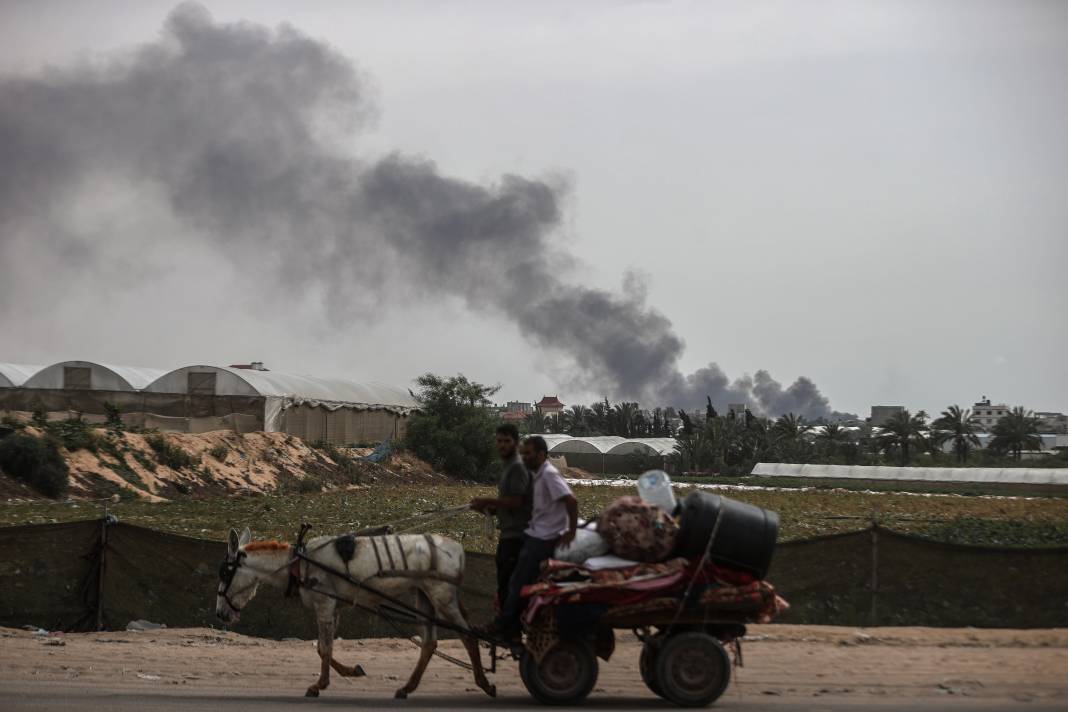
[479,435,577,640]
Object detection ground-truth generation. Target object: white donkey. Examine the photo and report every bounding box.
[215,527,496,699]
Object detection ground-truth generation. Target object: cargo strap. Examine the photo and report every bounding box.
[366,533,460,587]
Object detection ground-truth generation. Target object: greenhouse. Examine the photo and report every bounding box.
[537,435,678,475]
[0,362,43,388]
[0,361,418,444]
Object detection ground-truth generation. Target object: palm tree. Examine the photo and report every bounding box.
[743,417,773,462]
[878,409,928,466]
[589,399,611,434]
[707,415,746,470]
[611,401,641,438]
[932,405,981,464]
[816,422,851,459]
[772,413,809,441]
[561,405,590,436]
[672,427,714,472]
[524,410,547,434]
[989,407,1043,461]
[771,413,811,462]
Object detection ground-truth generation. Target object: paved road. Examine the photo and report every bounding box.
[0,691,1050,712]
[3,626,1065,711]
[1,688,1057,711]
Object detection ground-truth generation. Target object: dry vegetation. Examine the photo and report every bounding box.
[2,481,1067,551]
[2,412,1067,548]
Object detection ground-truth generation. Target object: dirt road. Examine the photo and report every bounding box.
[2,625,1066,710]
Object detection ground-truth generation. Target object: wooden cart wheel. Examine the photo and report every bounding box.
[639,641,665,698]
[520,640,599,705]
[654,632,731,707]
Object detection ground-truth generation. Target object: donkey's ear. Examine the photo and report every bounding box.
[239,527,252,547]
[228,528,240,555]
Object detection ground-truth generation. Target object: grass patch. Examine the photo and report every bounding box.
[96,437,144,488]
[0,483,1066,550]
[0,434,70,498]
[131,450,157,473]
[312,440,363,485]
[145,433,200,470]
[208,444,229,462]
[1,414,26,430]
[45,416,101,453]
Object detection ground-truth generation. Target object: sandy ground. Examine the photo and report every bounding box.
[1,625,1066,710]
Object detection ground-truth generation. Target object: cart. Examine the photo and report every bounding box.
[516,598,764,707]
[288,523,783,707]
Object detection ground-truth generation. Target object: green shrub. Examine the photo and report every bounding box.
[311,441,362,485]
[145,433,199,470]
[209,444,229,462]
[104,401,124,433]
[131,450,157,472]
[403,373,500,482]
[296,476,322,493]
[0,434,70,498]
[1,414,25,430]
[46,415,100,452]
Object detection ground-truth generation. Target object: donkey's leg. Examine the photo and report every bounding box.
[329,657,367,678]
[395,590,437,699]
[306,611,335,697]
[439,587,496,698]
[328,612,366,678]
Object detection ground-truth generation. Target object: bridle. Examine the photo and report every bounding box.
[217,551,250,613]
[217,549,297,615]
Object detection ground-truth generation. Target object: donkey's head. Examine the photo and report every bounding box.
[216,527,257,623]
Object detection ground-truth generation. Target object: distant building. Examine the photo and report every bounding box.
[870,405,905,427]
[972,397,1010,431]
[499,410,528,425]
[727,403,746,420]
[535,395,565,418]
[505,401,532,415]
[1036,411,1068,434]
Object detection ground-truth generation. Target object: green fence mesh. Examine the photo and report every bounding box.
[0,519,1065,637]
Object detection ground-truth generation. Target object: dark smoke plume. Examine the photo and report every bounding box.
[0,3,842,419]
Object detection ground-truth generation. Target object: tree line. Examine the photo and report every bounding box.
[402,375,1058,480]
[672,405,1053,475]
[524,400,676,438]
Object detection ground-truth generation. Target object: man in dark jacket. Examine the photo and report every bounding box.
[470,423,532,610]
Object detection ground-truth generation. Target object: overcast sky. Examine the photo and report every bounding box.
[1,0,1065,416]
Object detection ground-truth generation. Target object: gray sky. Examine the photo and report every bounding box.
[0,0,1065,417]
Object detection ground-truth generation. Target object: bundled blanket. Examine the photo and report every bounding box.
[522,556,789,625]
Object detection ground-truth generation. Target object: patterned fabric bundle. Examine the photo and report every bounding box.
[597,495,679,562]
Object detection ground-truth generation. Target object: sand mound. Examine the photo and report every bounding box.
[0,416,444,502]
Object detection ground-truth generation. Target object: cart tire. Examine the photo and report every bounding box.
[639,642,665,698]
[654,632,731,707]
[520,640,599,705]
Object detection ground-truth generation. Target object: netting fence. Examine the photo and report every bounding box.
[0,519,1065,638]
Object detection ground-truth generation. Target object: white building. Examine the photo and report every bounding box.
[1036,411,1068,434]
[972,397,1010,430]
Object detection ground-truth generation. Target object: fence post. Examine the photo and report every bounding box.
[869,513,879,626]
[95,515,109,631]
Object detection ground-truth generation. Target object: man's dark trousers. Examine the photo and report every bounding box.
[495,534,558,629]
[494,536,524,611]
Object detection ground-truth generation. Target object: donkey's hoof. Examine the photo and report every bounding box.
[305,687,320,698]
[484,684,497,698]
[351,664,366,677]
[394,688,408,700]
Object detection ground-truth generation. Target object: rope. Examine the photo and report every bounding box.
[391,505,472,534]
[382,504,473,534]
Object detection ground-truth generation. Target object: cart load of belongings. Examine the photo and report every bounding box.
[526,471,788,626]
